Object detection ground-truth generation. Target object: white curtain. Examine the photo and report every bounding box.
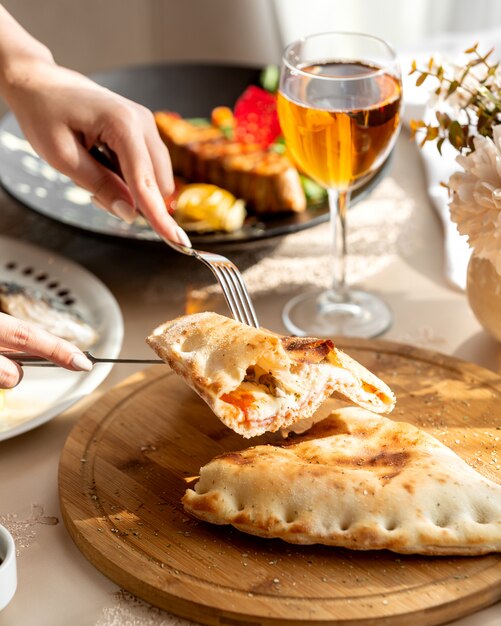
[3,0,501,74]
[272,0,501,51]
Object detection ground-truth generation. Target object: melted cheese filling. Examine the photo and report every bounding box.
[221,362,360,428]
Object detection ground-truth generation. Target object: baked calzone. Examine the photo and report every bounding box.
[183,407,501,555]
[147,312,395,438]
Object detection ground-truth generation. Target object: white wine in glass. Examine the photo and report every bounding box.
[278,32,402,337]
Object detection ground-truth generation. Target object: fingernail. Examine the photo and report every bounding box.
[71,353,93,372]
[90,195,106,211]
[175,225,192,248]
[111,200,137,224]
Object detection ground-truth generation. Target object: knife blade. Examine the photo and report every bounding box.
[0,351,164,367]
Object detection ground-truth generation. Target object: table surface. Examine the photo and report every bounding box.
[0,130,500,626]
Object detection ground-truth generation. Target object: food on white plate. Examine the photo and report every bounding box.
[146,312,395,438]
[174,184,246,233]
[0,281,98,350]
[155,112,306,215]
[183,406,501,555]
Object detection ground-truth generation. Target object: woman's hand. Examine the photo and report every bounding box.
[0,55,190,246]
[0,312,93,389]
[0,6,191,381]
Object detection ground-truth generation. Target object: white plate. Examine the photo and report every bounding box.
[0,235,123,441]
[0,64,389,249]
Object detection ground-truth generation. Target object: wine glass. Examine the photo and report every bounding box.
[277,31,402,337]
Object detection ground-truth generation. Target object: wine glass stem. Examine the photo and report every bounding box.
[328,187,350,300]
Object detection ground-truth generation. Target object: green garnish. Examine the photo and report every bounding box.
[260,65,280,93]
[220,125,234,140]
[300,175,328,203]
[186,117,211,127]
[269,136,286,154]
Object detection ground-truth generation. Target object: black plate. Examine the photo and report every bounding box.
[0,63,389,247]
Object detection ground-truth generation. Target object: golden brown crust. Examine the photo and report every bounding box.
[183,407,501,555]
[280,336,336,364]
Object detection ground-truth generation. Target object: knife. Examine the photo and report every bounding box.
[0,351,164,367]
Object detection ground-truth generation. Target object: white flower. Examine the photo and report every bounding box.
[449,125,501,275]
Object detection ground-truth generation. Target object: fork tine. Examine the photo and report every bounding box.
[165,244,258,327]
[207,263,246,324]
[225,264,259,328]
[208,265,241,322]
[218,264,250,326]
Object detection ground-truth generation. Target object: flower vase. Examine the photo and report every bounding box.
[466,253,501,342]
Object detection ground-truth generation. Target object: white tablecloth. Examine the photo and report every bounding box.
[0,129,500,625]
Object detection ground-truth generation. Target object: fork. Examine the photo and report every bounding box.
[163,239,259,327]
[90,144,259,328]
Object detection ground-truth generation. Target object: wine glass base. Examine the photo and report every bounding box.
[282,288,392,338]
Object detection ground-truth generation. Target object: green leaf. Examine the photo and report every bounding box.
[269,136,286,153]
[436,111,451,127]
[409,119,426,138]
[186,117,211,127]
[415,73,428,86]
[488,64,499,76]
[464,43,478,54]
[220,125,234,140]
[459,66,471,83]
[437,137,446,155]
[446,80,459,96]
[260,65,280,93]
[448,121,465,150]
[299,175,328,203]
[477,112,490,133]
[426,127,439,141]
[481,48,494,63]
[269,141,286,154]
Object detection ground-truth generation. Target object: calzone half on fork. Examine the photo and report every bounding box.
[146,312,395,438]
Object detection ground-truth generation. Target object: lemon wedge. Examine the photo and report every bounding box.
[175,184,246,233]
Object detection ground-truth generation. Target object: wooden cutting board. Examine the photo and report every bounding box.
[58,338,501,626]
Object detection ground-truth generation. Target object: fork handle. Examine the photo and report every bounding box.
[89,144,194,256]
